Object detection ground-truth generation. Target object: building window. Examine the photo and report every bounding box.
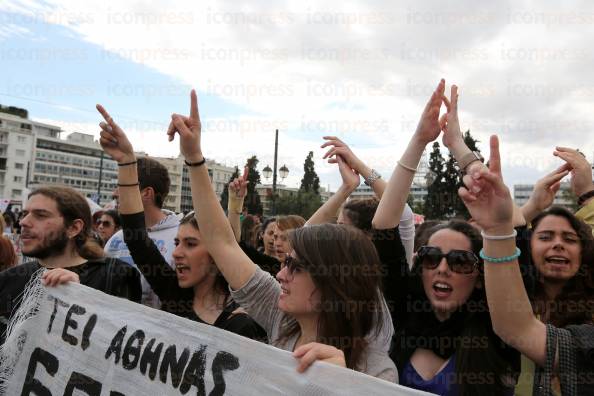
[11,189,22,198]
[16,149,25,156]
[13,176,23,183]
[17,136,27,143]
[14,162,24,169]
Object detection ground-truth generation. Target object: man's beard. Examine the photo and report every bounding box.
[23,229,70,259]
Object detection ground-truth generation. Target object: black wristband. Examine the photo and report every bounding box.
[578,189,594,206]
[118,182,140,187]
[185,157,206,167]
[117,160,137,167]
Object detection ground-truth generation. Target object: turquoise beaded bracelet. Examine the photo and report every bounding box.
[479,247,521,263]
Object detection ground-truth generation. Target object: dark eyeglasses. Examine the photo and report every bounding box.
[416,246,479,274]
[282,254,306,275]
[97,220,113,227]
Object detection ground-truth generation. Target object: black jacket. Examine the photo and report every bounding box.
[0,258,142,344]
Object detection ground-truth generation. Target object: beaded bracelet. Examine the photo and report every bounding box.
[479,247,521,263]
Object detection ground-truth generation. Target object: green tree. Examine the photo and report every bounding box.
[560,187,579,212]
[424,142,447,220]
[276,191,323,219]
[407,193,424,215]
[219,166,240,211]
[245,156,263,215]
[300,151,320,195]
[442,152,459,218]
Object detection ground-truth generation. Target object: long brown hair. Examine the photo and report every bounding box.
[0,236,17,270]
[29,186,104,260]
[531,206,594,327]
[281,224,385,371]
[180,213,229,301]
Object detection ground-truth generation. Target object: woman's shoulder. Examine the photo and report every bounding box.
[218,306,268,342]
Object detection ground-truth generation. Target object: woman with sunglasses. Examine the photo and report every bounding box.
[95,104,266,341]
[161,90,396,380]
[373,80,519,395]
[96,209,121,246]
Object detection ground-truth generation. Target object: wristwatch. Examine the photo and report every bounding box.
[458,151,484,175]
[364,169,382,187]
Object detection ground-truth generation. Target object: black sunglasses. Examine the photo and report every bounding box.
[283,254,306,275]
[97,220,113,227]
[416,246,479,274]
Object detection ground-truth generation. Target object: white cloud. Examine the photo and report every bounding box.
[6,0,594,190]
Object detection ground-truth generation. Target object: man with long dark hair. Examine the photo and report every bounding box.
[0,186,141,344]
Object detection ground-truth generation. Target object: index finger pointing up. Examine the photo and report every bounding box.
[489,134,502,176]
[96,104,114,125]
[190,89,200,122]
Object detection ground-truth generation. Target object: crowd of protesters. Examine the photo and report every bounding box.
[0,79,593,395]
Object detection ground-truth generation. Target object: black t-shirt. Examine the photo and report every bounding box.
[0,258,142,344]
[121,212,267,342]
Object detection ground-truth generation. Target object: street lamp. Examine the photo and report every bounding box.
[263,129,289,216]
[279,164,289,180]
[262,165,272,180]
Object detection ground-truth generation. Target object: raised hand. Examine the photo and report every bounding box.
[553,147,594,197]
[458,135,514,234]
[336,155,360,190]
[229,167,249,200]
[413,79,445,145]
[96,104,135,163]
[292,342,346,373]
[321,136,366,173]
[167,89,203,162]
[440,84,463,148]
[42,268,80,287]
[524,164,570,213]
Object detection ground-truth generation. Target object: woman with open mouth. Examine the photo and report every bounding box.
[457,134,594,394]
[373,80,520,395]
[163,90,396,380]
[94,104,266,342]
[509,146,594,393]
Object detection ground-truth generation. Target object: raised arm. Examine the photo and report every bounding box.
[306,156,359,225]
[97,105,192,305]
[520,164,570,223]
[96,104,143,215]
[227,168,249,242]
[321,136,387,197]
[168,90,257,290]
[373,79,445,229]
[554,147,594,229]
[459,135,548,366]
[440,85,527,226]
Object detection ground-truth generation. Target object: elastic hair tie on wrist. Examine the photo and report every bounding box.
[479,247,521,263]
[185,158,206,167]
[481,229,517,240]
[578,189,594,206]
[117,160,137,167]
[397,161,417,173]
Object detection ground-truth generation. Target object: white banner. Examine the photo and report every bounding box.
[0,276,434,396]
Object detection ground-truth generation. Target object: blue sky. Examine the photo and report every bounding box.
[2,1,593,191]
